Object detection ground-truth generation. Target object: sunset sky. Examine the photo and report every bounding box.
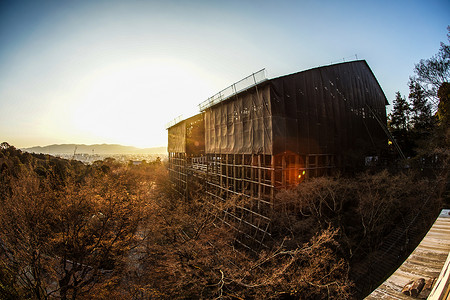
[0,0,448,148]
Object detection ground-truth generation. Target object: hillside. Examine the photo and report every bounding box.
[22,144,167,155]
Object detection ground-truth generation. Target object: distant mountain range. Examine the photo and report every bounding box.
[22,144,167,155]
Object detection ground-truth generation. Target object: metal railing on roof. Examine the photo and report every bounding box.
[165,115,183,129]
[198,69,267,111]
[166,69,267,128]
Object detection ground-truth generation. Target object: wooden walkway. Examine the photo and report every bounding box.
[366,209,450,299]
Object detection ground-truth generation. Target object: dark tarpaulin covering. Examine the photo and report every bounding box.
[204,84,272,154]
[168,121,186,153]
[185,113,205,156]
[270,60,387,156]
[174,60,387,157]
[168,113,205,155]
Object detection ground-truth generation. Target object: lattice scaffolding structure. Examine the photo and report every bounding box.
[167,60,389,247]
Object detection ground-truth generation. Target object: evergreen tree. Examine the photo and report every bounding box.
[409,81,433,132]
[389,92,410,131]
[389,92,413,156]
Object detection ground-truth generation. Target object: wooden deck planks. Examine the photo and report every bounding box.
[366,209,450,300]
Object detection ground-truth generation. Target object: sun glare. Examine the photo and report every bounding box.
[71,57,214,148]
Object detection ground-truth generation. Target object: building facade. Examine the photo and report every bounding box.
[167,60,388,246]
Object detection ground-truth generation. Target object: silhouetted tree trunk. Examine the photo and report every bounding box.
[437,82,450,127]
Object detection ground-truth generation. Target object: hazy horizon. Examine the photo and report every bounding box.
[1,0,448,148]
[4,140,168,150]
[20,142,167,150]
[19,143,167,156]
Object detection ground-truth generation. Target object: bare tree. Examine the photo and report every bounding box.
[0,165,148,299]
[411,26,450,108]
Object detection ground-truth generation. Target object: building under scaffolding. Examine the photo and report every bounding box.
[167,60,388,247]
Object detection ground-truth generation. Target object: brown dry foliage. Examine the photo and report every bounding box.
[109,167,354,299]
[1,145,445,299]
[273,170,443,261]
[0,156,153,299]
